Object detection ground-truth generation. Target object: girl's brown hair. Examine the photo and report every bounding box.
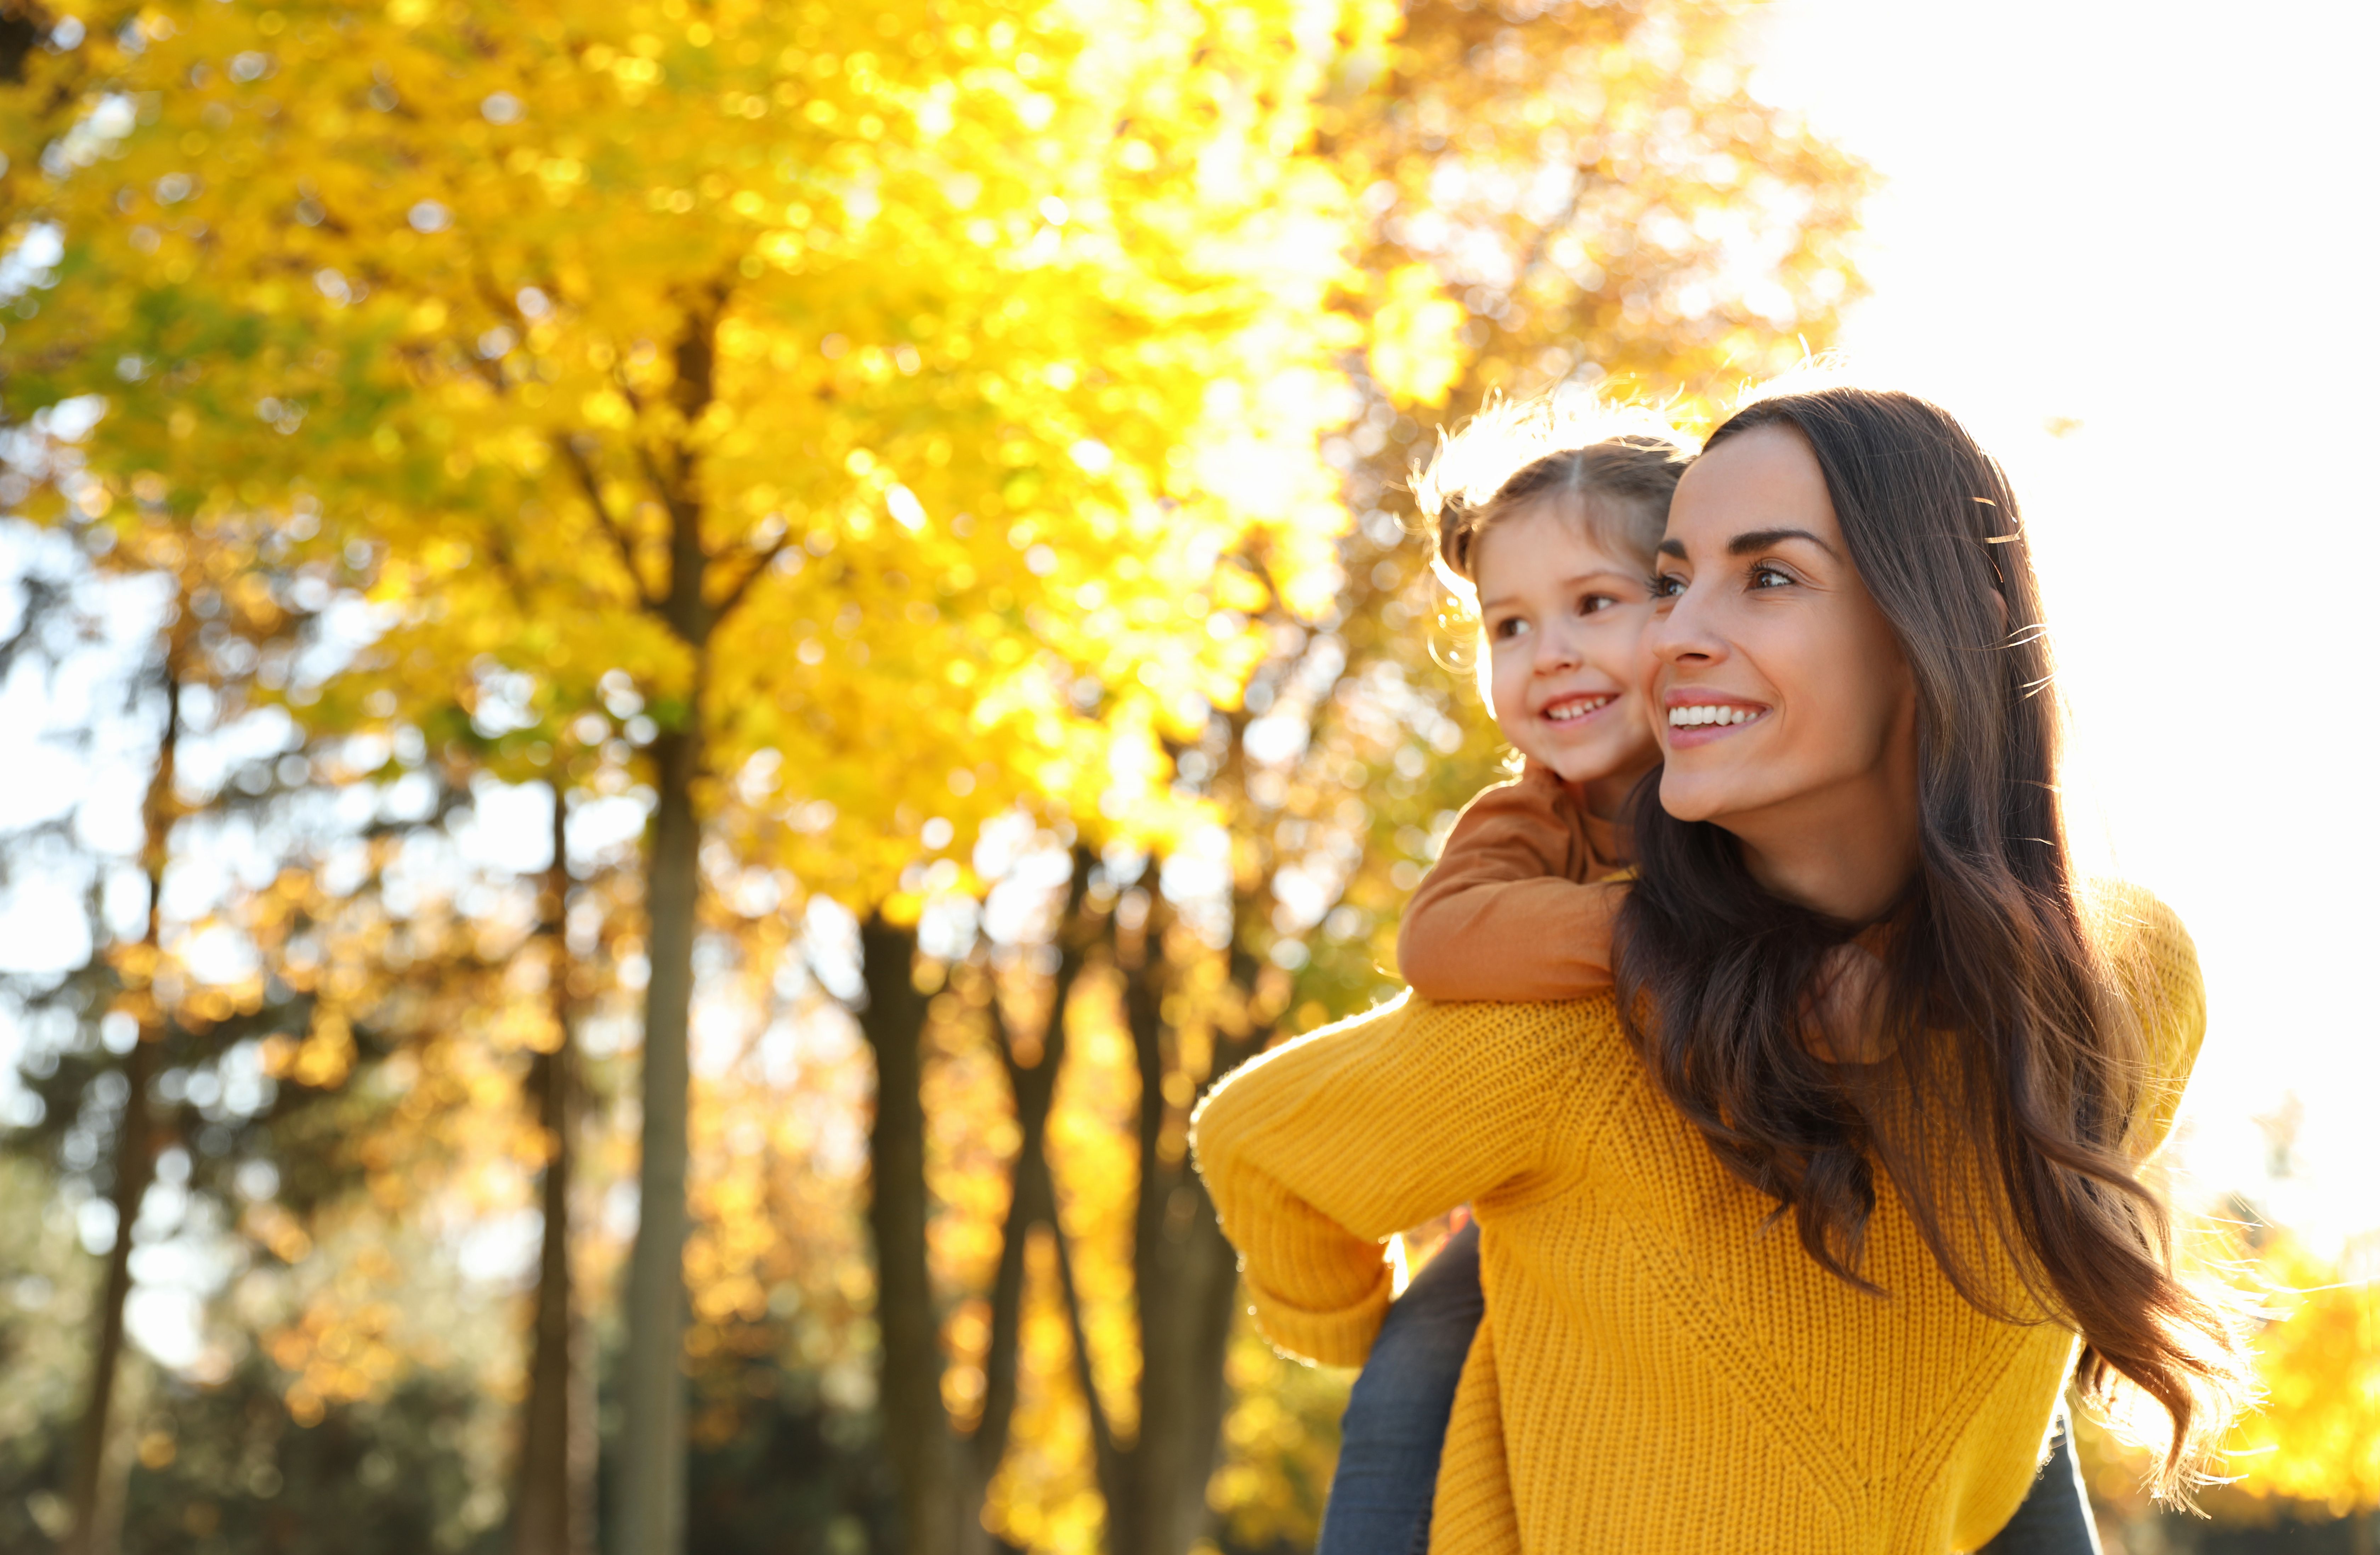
[1614,384,2251,1496]
[1412,394,1694,587]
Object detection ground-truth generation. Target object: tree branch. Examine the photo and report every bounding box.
[967,851,1096,1488]
[969,1093,1045,1484]
[708,530,795,623]
[1231,545,1318,631]
[552,434,657,611]
[1044,1183,1128,1519]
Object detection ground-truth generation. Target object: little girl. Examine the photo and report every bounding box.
[1315,395,1680,1555]
[1320,396,2098,1555]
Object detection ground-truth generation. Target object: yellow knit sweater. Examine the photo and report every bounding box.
[1191,882,2203,1555]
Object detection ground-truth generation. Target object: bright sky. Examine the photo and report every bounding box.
[1749,0,2380,1248]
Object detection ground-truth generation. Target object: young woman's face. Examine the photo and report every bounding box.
[1472,499,1661,808]
[1643,424,1917,839]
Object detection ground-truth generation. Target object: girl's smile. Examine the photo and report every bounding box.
[1539,690,1617,724]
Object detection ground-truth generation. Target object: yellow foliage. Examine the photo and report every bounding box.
[2074,1226,2380,1530]
[2232,1233,2380,1515]
[3,0,1386,906]
[1368,265,1468,408]
[1211,1314,1347,1552]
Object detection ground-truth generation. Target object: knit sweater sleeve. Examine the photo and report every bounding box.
[1395,765,1627,1003]
[1188,992,1591,1366]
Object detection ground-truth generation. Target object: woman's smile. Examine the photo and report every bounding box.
[1662,690,1770,747]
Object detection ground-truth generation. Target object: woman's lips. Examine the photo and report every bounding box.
[1663,696,1770,749]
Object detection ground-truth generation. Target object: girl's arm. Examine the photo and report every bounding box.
[1188,992,1591,1366]
[1396,763,1628,1002]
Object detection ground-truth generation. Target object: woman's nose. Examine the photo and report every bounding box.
[1647,587,1724,665]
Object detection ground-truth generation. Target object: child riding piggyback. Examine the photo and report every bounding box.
[1318,397,1692,1555]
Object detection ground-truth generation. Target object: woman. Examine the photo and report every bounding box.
[1191,386,2248,1552]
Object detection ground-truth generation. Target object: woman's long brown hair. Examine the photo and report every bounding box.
[1613,386,2251,1495]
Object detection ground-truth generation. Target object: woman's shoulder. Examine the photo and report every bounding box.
[1198,988,1625,1086]
[2076,876,2195,963]
[1401,989,1632,1042]
[2074,877,2206,1158]
[2075,877,2203,1026]
[1192,989,1627,1147]
[1281,986,1630,1043]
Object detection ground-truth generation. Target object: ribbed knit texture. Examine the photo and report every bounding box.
[1191,881,2204,1555]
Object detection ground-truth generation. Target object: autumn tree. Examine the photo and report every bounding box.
[2231,1232,2380,1534]
[0,462,619,1555]
[0,506,656,1554]
[1338,0,1868,420]
[510,785,595,1555]
[0,519,178,1555]
[2,2,1389,1551]
[0,497,360,1555]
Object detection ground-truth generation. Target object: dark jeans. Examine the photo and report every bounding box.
[1983,1410,2102,1555]
[1317,1221,2101,1555]
[1318,1221,1487,1555]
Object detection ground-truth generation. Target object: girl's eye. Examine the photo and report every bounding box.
[1751,565,1794,589]
[1491,616,1528,640]
[1577,593,1618,616]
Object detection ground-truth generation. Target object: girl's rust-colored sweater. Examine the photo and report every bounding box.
[1395,763,1630,1002]
[1192,882,2204,1555]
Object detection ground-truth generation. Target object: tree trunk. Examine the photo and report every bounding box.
[1107,942,1257,1555]
[63,637,183,1555]
[858,916,961,1555]
[956,1058,1058,1555]
[61,1036,155,1555]
[617,724,701,1555]
[958,851,1095,1554]
[513,786,594,1555]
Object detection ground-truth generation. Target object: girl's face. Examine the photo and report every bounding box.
[1472,499,1661,813]
[1643,425,1919,877]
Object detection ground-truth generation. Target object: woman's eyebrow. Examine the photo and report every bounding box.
[1728,526,1837,558]
[1655,528,1835,560]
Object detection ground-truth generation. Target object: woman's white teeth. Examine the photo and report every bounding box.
[1668,704,1760,728]
[1545,696,1610,723]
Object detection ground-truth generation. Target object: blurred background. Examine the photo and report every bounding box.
[0,2,2370,1554]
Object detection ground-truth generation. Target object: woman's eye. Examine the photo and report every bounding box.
[1651,573,1685,599]
[1751,565,1794,589]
